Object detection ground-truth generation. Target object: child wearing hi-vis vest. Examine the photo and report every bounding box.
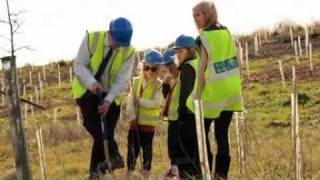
[161,49,181,179]
[166,35,202,179]
[126,50,164,178]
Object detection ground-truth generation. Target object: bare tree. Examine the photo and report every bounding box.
[0,0,33,179]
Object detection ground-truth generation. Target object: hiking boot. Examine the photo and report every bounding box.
[88,171,100,180]
[110,155,125,170]
[141,169,151,180]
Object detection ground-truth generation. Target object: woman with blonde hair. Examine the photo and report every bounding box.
[188,1,243,179]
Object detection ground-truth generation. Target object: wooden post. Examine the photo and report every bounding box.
[42,65,46,81]
[291,66,302,180]
[36,128,47,180]
[305,26,309,57]
[245,42,250,78]
[39,81,43,101]
[35,86,39,104]
[278,60,286,88]
[58,64,61,88]
[294,41,300,64]
[194,99,211,180]
[38,72,41,86]
[238,42,243,65]
[29,95,34,119]
[1,78,4,106]
[309,43,313,72]
[22,79,26,96]
[254,34,259,56]
[258,32,262,47]
[298,36,302,57]
[1,88,4,106]
[24,103,28,126]
[69,66,73,84]
[29,70,32,86]
[235,112,245,174]
[290,27,294,47]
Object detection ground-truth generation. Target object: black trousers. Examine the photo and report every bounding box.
[127,128,154,171]
[76,94,121,173]
[176,113,201,179]
[205,111,233,177]
[167,120,180,165]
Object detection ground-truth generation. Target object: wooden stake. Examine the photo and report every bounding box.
[39,81,43,101]
[305,26,309,57]
[258,32,262,47]
[290,27,294,47]
[238,43,244,65]
[42,65,46,81]
[294,41,300,64]
[24,103,28,125]
[291,66,302,180]
[1,88,5,106]
[254,34,259,56]
[35,86,39,104]
[69,66,73,84]
[29,95,34,119]
[278,60,286,88]
[309,43,313,72]
[22,79,26,96]
[58,64,61,88]
[36,128,47,180]
[298,36,302,57]
[29,70,32,86]
[194,99,211,180]
[235,112,245,174]
[38,72,41,85]
[245,44,250,78]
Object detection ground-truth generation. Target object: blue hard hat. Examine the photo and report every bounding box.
[172,35,196,49]
[144,50,163,65]
[162,49,176,65]
[109,17,133,47]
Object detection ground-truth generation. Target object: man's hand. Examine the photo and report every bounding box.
[89,82,103,95]
[98,100,111,116]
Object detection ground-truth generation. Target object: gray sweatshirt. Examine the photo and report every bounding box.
[74,32,135,103]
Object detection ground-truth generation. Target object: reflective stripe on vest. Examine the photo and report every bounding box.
[188,28,243,119]
[72,31,135,105]
[132,77,162,127]
[167,80,180,121]
[168,59,198,121]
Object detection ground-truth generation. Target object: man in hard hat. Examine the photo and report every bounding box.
[72,17,136,179]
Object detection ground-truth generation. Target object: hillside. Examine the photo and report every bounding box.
[1,23,320,180]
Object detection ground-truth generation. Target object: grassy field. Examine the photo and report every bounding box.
[1,25,320,179]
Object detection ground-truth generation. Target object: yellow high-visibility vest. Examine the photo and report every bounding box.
[72,31,135,105]
[132,76,162,126]
[168,59,198,120]
[187,27,243,119]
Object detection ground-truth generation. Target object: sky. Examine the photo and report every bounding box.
[0,0,319,67]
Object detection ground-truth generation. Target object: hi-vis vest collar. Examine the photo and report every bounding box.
[72,30,135,104]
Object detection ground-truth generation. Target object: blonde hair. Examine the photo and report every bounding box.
[193,1,218,30]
